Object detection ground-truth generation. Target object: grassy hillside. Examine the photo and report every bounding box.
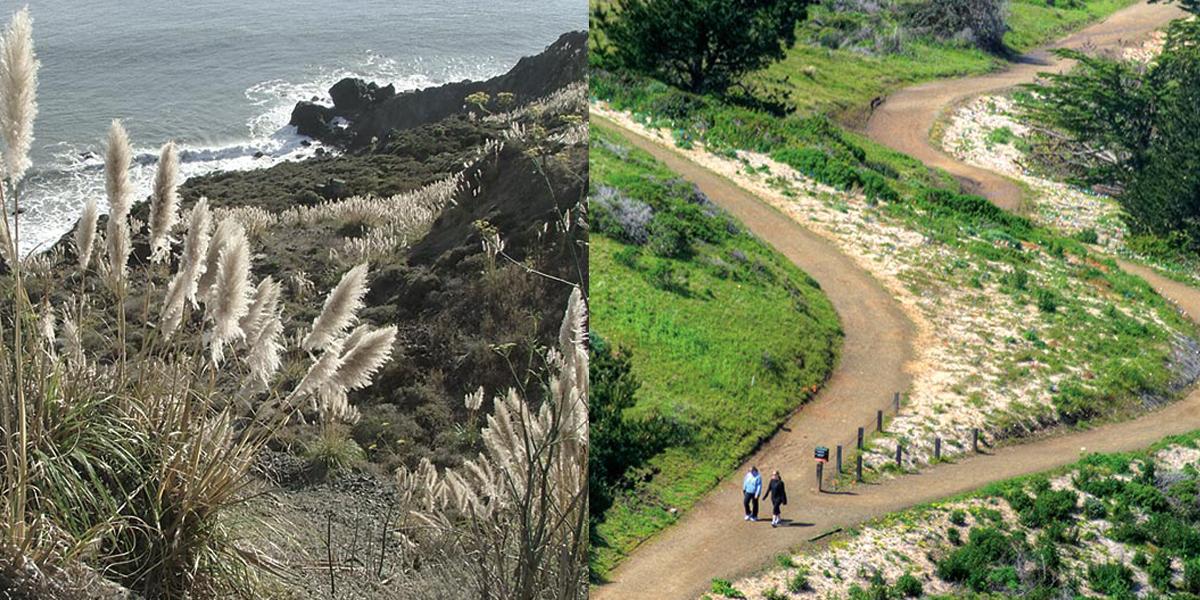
[589,124,842,578]
[591,0,1139,120]
[764,0,1139,118]
[715,430,1200,599]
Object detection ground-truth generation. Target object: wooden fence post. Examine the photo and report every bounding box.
[856,455,863,483]
[836,445,843,475]
[934,437,942,461]
[973,428,980,453]
[857,427,864,449]
[895,443,902,468]
[876,410,884,433]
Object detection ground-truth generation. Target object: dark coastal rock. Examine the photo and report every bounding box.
[290,101,335,138]
[288,30,586,150]
[330,78,396,112]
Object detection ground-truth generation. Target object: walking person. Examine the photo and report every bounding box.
[762,470,788,527]
[742,466,762,521]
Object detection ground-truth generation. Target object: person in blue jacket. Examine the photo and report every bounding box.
[742,466,762,521]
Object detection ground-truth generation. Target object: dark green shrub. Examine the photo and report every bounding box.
[1034,288,1059,313]
[936,527,1020,591]
[949,509,968,526]
[647,213,694,258]
[895,572,923,598]
[1074,228,1099,244]
[947,526,962,545]
[1148,551,1173,591]
[788,569,811,592]
[1186,556,1200,594]
[710,578,745,598]
[1084,497,1106,520]
[1087,561,1134,597]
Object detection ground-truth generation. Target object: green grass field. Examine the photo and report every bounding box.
[760,0,1139,118]
[589,124,842,578]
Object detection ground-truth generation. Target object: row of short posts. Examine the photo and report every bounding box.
[820,391,983,490]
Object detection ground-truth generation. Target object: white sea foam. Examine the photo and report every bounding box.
[10,52,501,257]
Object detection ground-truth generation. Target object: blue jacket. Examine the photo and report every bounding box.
[742,471,762,495]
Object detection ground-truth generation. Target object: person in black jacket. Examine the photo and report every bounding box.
[761,470,787,527]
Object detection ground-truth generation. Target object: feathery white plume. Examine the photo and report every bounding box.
[160,198,211,338]
[196,217,242,301]
[62,315,83,366]
[0,8,38,182]
[287,340,345,406]
[302,262,368,352]
[240,276,281,343]
[104,120,133,283]
[148,141,179,263]
[206,226,251,364]
[464,386,484,411]
[330,325,396,391]
[74,198,98,273]
[104,119,132,218]
[244,307,283,391]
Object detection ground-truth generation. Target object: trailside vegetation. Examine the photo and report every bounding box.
[593,0,814,94]
[1018,7,1200,251]
[587,124,842,579]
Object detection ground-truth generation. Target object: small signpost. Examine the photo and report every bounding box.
[815,446,829,493]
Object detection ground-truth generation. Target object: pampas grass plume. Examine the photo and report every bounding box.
[207,226,251,364]
[0,7,38,183]
[302,262,368,352]
[75,198,98,272]
[331,325,397,391]
[148,141,179,263]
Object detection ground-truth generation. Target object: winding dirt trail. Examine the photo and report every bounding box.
[592,5,1200,597]
[862,0,1183,210]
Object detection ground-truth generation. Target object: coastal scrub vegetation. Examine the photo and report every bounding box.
[710,431,1200,599]
[1,9,589,600]
[1017,2,1200,261]
[590,0,1200,578]
[587,124,841,579]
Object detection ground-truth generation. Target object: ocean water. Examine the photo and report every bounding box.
[9,0,585,254]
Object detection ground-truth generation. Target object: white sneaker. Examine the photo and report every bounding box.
[744,515,751,521]
[750,517,758,522]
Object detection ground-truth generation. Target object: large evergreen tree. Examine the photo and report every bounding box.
[1019,12,1200,241]
[595,0,812,94]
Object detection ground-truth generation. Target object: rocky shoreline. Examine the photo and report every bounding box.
[289,30,586,149]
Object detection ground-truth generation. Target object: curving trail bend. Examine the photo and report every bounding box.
[593,3,1200,598]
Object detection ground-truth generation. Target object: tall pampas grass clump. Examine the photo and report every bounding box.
[0,8,400,597]
[394,287,588,600]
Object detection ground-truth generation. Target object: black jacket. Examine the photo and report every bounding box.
[763,479,787,505]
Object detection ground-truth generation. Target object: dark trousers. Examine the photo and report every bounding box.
[743,492,759,518]
[772,500,783,518]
